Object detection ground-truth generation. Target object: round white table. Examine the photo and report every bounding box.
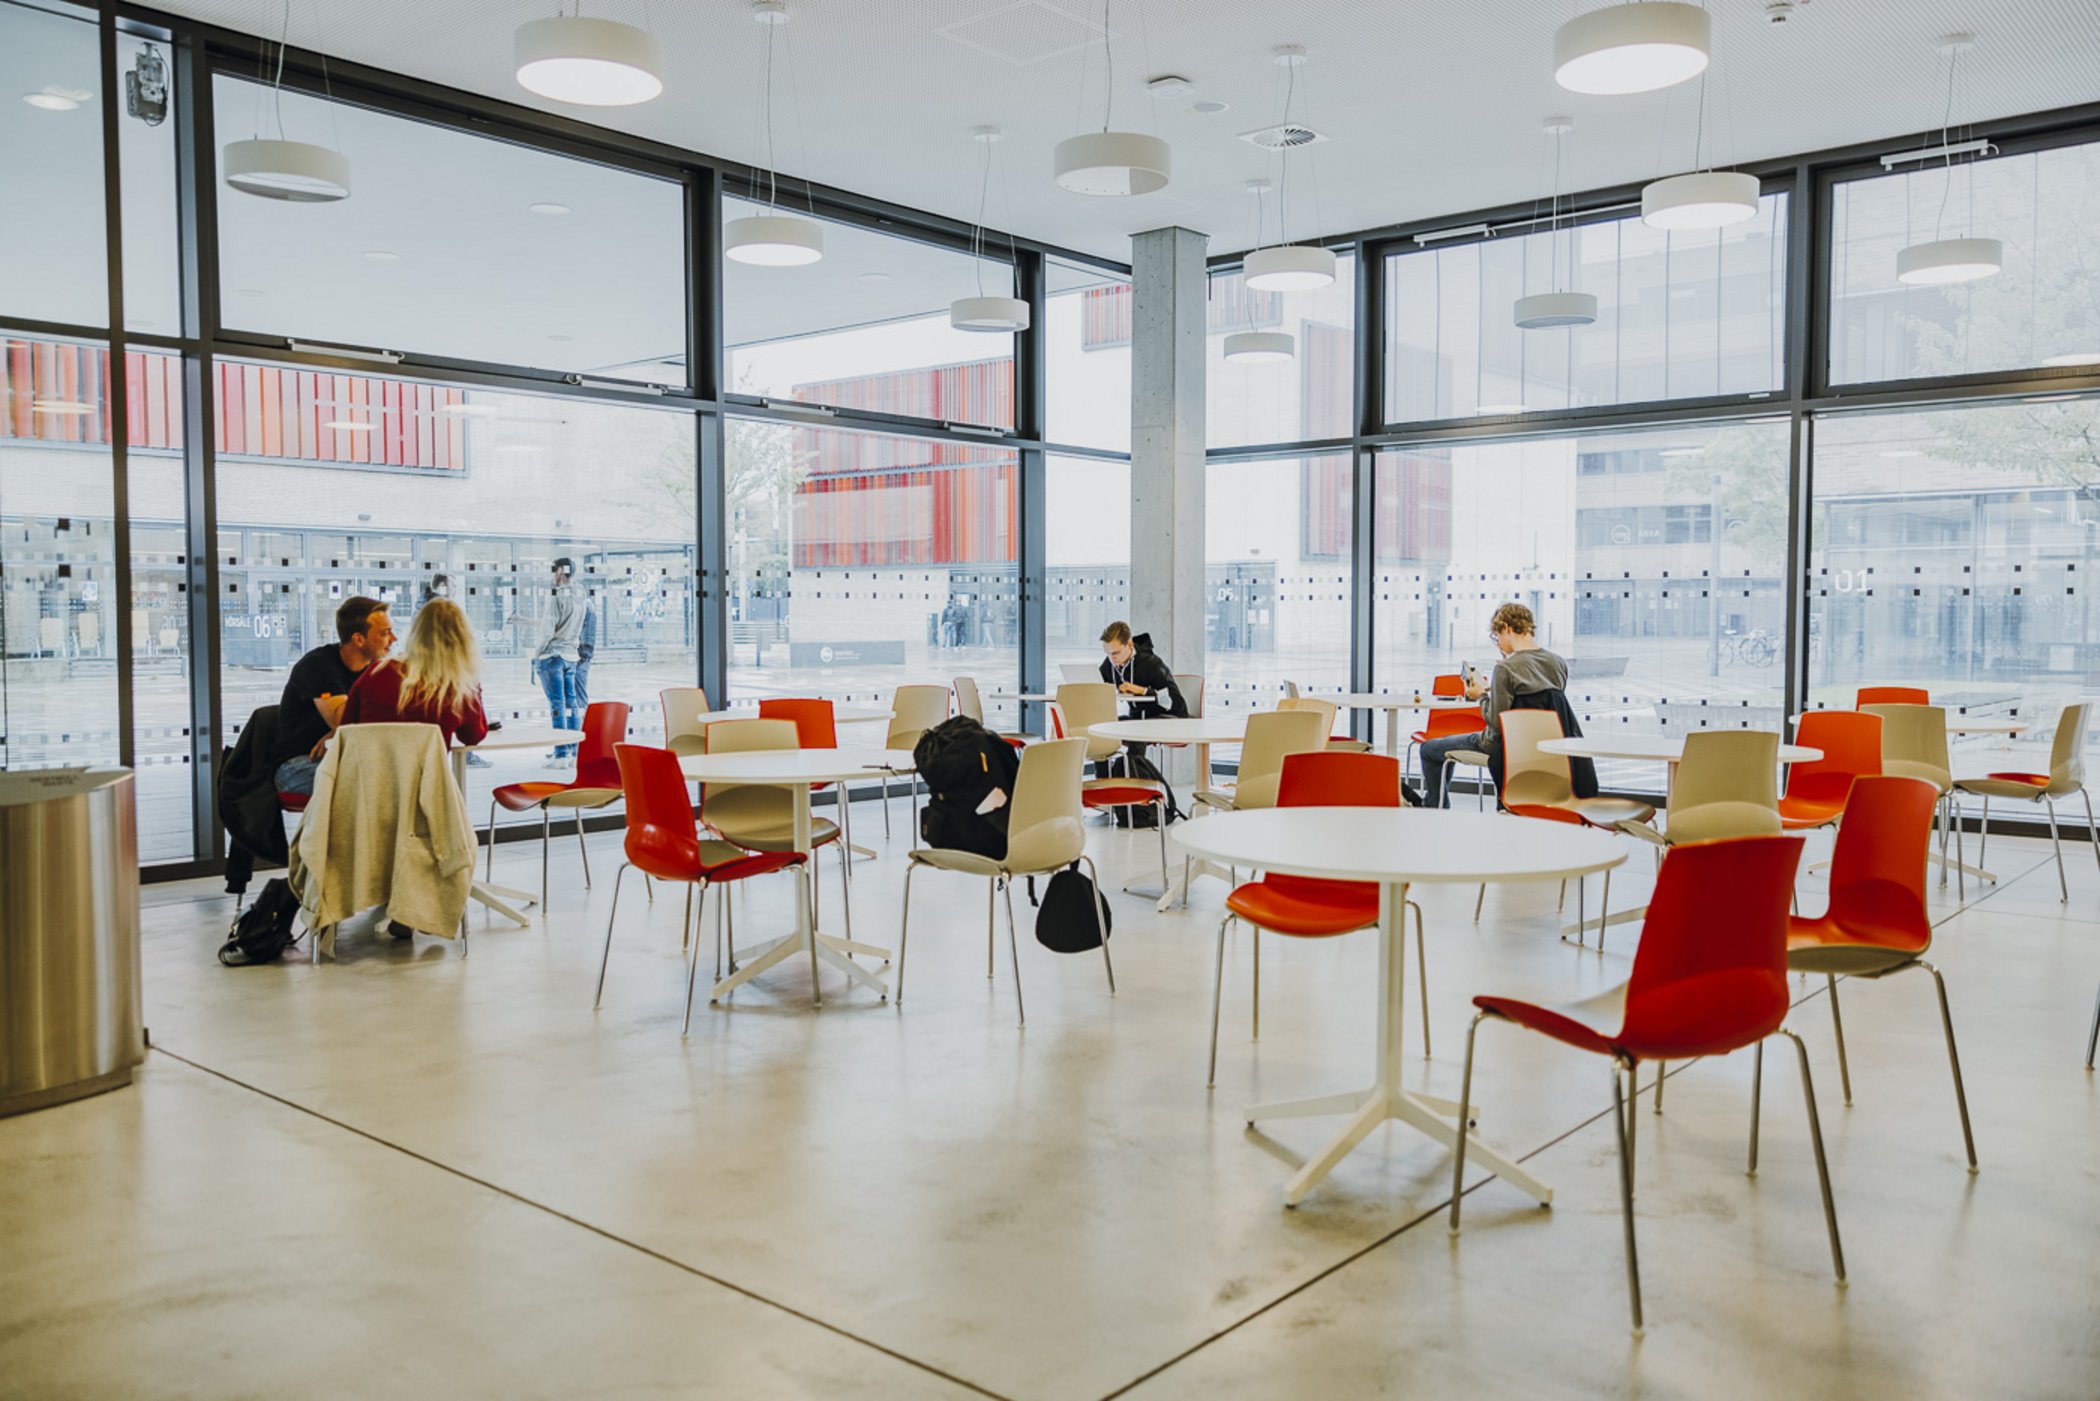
[1314,693,1477,756]
[452,723,580,927]
[695,705,893,726]
[677,748,915,1006]
[1174,808,1625,1207]
[1792,711,2027,737]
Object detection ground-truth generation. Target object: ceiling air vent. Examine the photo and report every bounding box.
[1238,123,1328,150]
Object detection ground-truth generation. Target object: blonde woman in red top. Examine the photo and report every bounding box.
[343,597,490,748]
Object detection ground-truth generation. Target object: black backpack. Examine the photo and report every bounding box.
[219,878,302,966]
[915,716,1022,858]
[1036,863,1113,952]
[1106,750,1181,829]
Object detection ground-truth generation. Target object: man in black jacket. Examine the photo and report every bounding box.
[1097,621,1187,719]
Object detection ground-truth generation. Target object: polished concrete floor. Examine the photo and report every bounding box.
[4,802,2098,1399]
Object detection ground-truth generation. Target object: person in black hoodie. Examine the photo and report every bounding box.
[1098,621,1187,719]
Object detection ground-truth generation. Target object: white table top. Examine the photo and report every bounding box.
[695,706,893,726]
[1173,808,1626,885]
[1089,715,1261,744]
[458,723,575,752]
[1541,734,1822,765]
[678,748,917,785]
[1316,693,1476,711]
[1793,712,2027,736]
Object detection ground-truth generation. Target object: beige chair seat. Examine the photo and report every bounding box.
[706,814,841,852]
[907,846,1006,878]
[1084,776,1167,799]
[667,733,708,759]
[1194,785,1238,812]
[1884,757,1952,792]
[1952,774,2064,800]
[1326,737,1374,754]
[1569,795,1656,827]
[1641,799,1779,845]
[542,785,622,811]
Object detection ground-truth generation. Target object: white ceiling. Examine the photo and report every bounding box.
[147,0,2100,264]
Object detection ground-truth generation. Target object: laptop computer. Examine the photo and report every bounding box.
[1059,662,1104,686]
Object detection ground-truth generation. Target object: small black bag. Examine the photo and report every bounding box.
[1035,863,1112,953]
[218,878,302,966]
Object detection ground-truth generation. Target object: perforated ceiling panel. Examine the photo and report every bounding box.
[143,1,2100,262]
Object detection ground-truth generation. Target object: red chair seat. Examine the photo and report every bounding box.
[493,781,570,812]
[1504,801,1588,827]
[277,792,310,813]
[1776,795,1847,829]
[1225,880,1378,937]
[1985,771,2050,788]
[1082,784,1164,806]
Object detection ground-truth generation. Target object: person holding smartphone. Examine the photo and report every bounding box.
[1418,602,1568,807]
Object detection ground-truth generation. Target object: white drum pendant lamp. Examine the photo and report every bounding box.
[1054,131,1172,196]
[223,138,351,202]
[725,213,824,266]
[515,16,664,106]
[1554,3,1710,95]
[1513,291,1600,329]
[950,296,1030,333]
[1641,170,1759,229]
[1243,244,1336,293]
[1895,236,2002,285]
[1223,330,1294,363]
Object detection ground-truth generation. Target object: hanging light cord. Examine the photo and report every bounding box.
[761,16,780,210]
[972,137,991,297]
[1100,0,1114,132]
[1931,44,1960,241]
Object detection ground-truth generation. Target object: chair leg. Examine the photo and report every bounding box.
[681,882,693,954]
[2084,788,2099,873]
[1827,974,1854,1105]
[1001,876,1026,1027]
[1411,900,1431,1060]
[837,840,856,947]
[881,773,891,838]
[2088,976,2100,1071]
[806,866,822,1008]
[683,881,710,1035]
[1558,879,1567,913]
[894,863,916,1005]
[1078,854,1115,994]
[1954,795,1967,903]
[1157,813,1169,896]
[1598,867,1613,956]
[592,864,630,1009]
[1473,883,1485,923]
[2045,797,2068,902]
[724,894,737,974]
[575,808,592,888]
[1780,1028,1847,1285]
[1977,795,1989,873]
[986,878,997,979]
[1448,1010,1490,1236]
[1653,1058,1664,1114]
[1625,1055,1639,1196]
[1749,1040,1764,1175]
[1612,1060,1645,1336]
[1208,914,1233,1087]
[485,798,499,882]
[714,882,727,981]
[1916,959,1978,1172]
[1251,927,1261,1042]
[1182,852,1193,910]
[537,806,552,911]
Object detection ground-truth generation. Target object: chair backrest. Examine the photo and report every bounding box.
[1824,775,1937,948]
[1861,703,1951,789]
[1431,673,1466,698]
[615,743,699,873]
[700,717,798,831]
[1498,709,1571,808]
[661,687,711,745]
[1231,709,1332,810]
[759,697,838,749]
[952,676,985,723]
[1280,679,1299,699]
[1785,711,1882,807]
[1622,835,1805,1054]
[1054,682,1124,762]
[1174,674,1205,718]
[2045,701,2090,792]
[1002,737,1088,874]
[1422,707,1483,743]
[1857,685,1928,708]
[1278,695,1339,735]
[886,684,951,751]
[1673,730,1781,812]
[1266,751,1403,910]
[575,701,629,790]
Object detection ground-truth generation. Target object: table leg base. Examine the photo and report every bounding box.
[1157,856,1233,913]
[1561,903,1645,943]
[1252,1083,1550,1208]
[468,882,533,928]
[708,930,891,1003]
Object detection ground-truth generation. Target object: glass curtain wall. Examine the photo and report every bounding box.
[1204,455,1354,711]
[1208,256,1357,448]
[1047,262,1133,451]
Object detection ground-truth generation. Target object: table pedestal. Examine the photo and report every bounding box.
[1248,883,1553,1207]
[451,748,535,928]
[708,785,890,1006]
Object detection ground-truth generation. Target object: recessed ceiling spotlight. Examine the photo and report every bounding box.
[859,271,892,282]
[23,86,90,111]
[529,201,571,215]
[362,249,401,262]
[1188,99,1229,116]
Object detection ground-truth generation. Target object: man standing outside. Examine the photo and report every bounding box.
[270,595,394,798]
[1419,602,1567,808]
[518,557,583,766]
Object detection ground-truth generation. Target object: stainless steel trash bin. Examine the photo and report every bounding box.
[0,767,144,1117]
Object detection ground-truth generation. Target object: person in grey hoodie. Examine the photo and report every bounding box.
[1419,601,1567,808]
[516,557,583,763]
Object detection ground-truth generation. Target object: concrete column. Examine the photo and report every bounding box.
[1129,225,1207,705]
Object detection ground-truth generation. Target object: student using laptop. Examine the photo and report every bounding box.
[1097,621,1187,720]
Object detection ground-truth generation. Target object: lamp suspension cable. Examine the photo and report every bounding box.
[1896,33,1999,285]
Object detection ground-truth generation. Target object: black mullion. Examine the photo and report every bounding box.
[100,15,136,773]
[1015,250,1049,727]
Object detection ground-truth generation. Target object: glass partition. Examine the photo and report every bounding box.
[1207,256,1356,449]
[1203,455,1354,713]
[0,0,107,328]
[1047,261,1132,451]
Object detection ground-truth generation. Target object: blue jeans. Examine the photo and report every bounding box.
[1420,730,1489,808]
[535,656,580,757]
[572,658,591,710]
[274,754,320,797]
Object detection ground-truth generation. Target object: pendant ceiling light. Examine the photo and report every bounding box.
[224,0,350,202]
[951,128,1029,333]
[1054,0,1172,195]
[1515,117,1597,329]
[1555,2,1709,95]
[725,0,824,266]
[1224,180,1294,363]
[1641,52,1756,230]
[514,12,663,107]
[1242,46,1336,292]
[1896,35,2001,286]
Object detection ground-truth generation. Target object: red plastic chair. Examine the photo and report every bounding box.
[1431,673,1466,698]
[1405,705,1483,786]
[761,696,865,878]
[1856,685,1928,707]
[593,744,806,1034]
[489,700,629,910]
[1786,775,1975,1168]
[1207,752,1429,1084]
[1450,834,1842,1334]
[1778,711,1882,831]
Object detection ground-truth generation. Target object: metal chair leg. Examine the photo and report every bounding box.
[1002,876,1025,1027]
[2087,976,2100,1071]
[1558,879,1567,913]
[1078,854,1115,994]
[1251,927,1260,1041]
[1977,795,1990,873]
[681,882,693,954]
[1473,883,1486,923]
[1612,1060,1644,1335]
[485,798,499,882]
[894,863,916,1005]
[2045,797,2068,902]
[1411,900,1431,1060]
[1916,959,1977,1171]
[724,893,737,973]
[1208,913,1233,1087]
[592,864,630,1009]
[683,881,710,1035]
[1157,813,1169,896]
[1827,974,1854,1105]
[1448,1009,1490,1236]
[1749,1040,1764,1174]
[1780,1027,1847,1285]
[714,881,726,980]
[1654,1059,1665,1114]
[2084,788,2099,873]
[986,878,997,979]
[1598,867,1613,955]
[1954,794,1967,903]
[807,866,822,1008]
[881,773,891,838]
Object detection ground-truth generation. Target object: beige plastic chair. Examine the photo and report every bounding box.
[1057,681,1172,890]
[952,675,1029,745]
[1193,708,1330,815]
[896,738,1112,1026]
[1863,703,1959,892]
[881,684,952,840]
[700,718,852,940]
[1279,694,1371,754]
[1497,710,1656,942]
[1954,701,2096,903]
[1617,730,1782,848]
[660,686,713,759]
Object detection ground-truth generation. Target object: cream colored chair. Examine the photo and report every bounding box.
[1193,708,1330,815]
[1164,672,1209,788]
[1497,710,1655,941]
[1279,695,1372,754]
[1057,681,1172,892]
[700,718,853,940]
[660,686,712,759]
[1616,730,1782,849]
[896,738,1113,1026]
[1954,702,2096,904]
[1863,703,1960,893]
[881,683,952,840]
[952,675,1028,746]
